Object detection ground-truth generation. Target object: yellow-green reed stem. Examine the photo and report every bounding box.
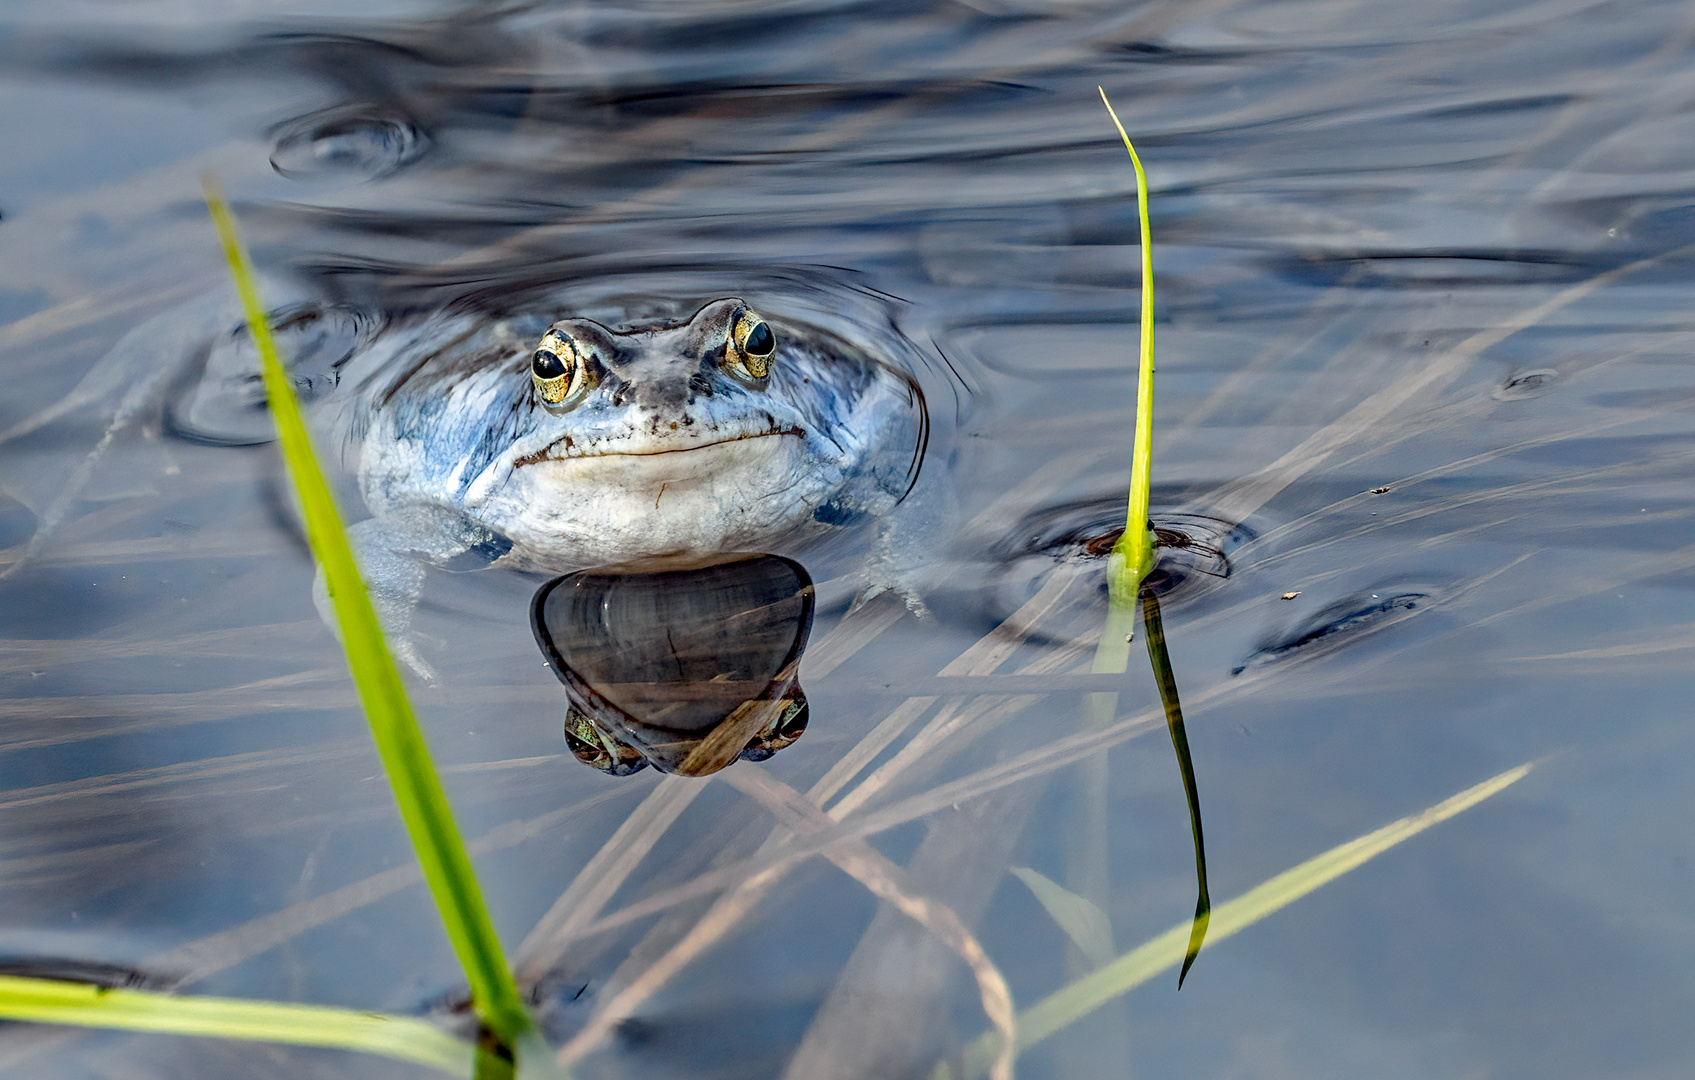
[1098,87,1157,602]
[202,176,529,1052]
[0,974,473,1076]
[1076,89,1159,984]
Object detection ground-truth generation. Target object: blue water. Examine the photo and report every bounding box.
[4,1,1695,1077]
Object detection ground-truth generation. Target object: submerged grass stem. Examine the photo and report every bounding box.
[1140,590,1209,986]
[950,762,1535,1080]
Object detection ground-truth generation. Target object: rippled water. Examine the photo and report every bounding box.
[4,1,1695,1077]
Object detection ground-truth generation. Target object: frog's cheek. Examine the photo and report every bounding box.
[461,455,515,508]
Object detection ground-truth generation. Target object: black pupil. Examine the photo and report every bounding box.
[533,349,567,380]
[744,320,774,357]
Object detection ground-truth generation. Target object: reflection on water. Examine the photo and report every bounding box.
[1138,588,1210,989]
[268,106,430,182]
[5,0,1695,1077]
[532,553,813,777]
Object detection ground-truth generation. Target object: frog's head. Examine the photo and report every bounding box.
[528,297,777,412]
[468,298,842,560]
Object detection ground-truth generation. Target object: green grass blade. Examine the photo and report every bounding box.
[202,177,529,1047]
[953,761,1535,1079]
[0,974,472,1075]
[1098,87,1157,600]
[1067,91,1170,1026]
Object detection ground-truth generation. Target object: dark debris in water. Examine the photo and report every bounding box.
[1232,588,1439,676]
[1493,368,1560,401]
[0,957,172,992]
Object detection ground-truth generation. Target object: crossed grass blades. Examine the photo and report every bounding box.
[0,119,1533,1080]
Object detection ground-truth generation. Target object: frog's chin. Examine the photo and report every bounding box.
[481,433,832,567]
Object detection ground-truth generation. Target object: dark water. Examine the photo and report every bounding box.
[4,1,1695,1077]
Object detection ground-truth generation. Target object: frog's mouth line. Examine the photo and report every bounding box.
[512,426,806,468]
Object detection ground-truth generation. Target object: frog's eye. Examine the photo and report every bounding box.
[725,309,776,381]
[738,691,809,763]
[532,331,587,407]
[564,709,648,776]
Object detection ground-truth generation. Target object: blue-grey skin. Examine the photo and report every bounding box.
[3,293,924,677]
[334,299,920,564]
[311,297,925,676]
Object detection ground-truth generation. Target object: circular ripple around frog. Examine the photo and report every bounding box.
[165,304,384,446]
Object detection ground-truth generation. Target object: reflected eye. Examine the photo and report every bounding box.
[564,709,648,776]
[726,309,777,381]
[531,330,587,407]
[738,691,809,763]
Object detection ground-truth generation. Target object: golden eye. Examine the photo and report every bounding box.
[726,309,776,381]
[531,330,585,406]
[564,709,649,776]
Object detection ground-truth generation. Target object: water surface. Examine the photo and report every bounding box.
[4,1,1695,1078]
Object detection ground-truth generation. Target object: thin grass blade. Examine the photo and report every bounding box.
[1140,589,1209,986]
[1011,867,1116,969]
[202,177,529,1048]
[952,761,1534,1079]
[0,974,472,1076]
[1098,87,1157,599]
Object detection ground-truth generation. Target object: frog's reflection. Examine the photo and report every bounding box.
[530,553,814,777]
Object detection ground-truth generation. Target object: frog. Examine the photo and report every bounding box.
[3,291,928,679]
[314,296,926,675]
